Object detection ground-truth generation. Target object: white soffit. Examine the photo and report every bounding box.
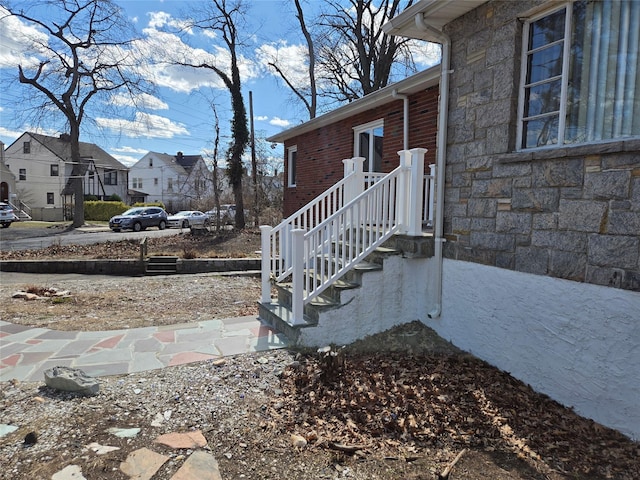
[382,0,487,41]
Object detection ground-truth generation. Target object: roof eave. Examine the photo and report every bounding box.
[382,0,487,42]
[267,65,441,143]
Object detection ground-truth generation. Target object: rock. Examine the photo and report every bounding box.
[51,464,86,480]
[107,427,141,438]
[170,451,222,480]
[120,448,168,480]
[33,396,46,403]
[86,442,120,455]
[0,424,18,438]
[25,293,40,301]
[290,434,307,448]
[151,413,164,427]
[24,431,38,446]
[44,366,99,396]
[11,292,28,299]
[154,430,208,449]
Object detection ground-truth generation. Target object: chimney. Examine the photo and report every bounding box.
[177,151,183,159]
[59,133,71,142]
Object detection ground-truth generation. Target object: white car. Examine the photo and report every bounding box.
[0,202,19,228]
[167,211,210,229]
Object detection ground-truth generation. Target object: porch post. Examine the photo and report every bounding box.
[408,148,428,236]
[397,150,412,234]
[291,228,306,325]
[260,225,272,303]
[428,163,436,227]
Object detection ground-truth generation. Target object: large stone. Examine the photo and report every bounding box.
[120,448,168,480]
[170,451,221,480]
[51,465,86,480]
[44,366,99,396]
[154,430,208,449]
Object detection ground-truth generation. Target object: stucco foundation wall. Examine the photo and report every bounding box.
[299,255,435,347]
[430,259,640,439]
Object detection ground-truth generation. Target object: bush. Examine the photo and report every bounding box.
[84,201,128,221]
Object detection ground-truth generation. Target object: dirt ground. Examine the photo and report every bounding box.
[1,228,639,479]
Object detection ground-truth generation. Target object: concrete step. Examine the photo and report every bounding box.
[146,256,179,275]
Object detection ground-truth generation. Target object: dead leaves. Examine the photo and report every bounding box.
[273,352,640,479]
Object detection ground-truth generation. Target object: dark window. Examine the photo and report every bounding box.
[288,147,297,187]
[47,192,54,205]
[19,168,26,181]
[50,164,59,176]
[23,141,30,154]
[105,170,117,185]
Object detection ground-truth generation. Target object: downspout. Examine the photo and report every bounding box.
[415,12,450,319]
[392,89,409,150]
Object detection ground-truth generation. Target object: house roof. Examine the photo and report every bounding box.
[382,0,487,42]
[174,153,202,173]
[27,132,127,171]
[267,65,441,143]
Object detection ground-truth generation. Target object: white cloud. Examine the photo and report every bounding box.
[0,7,50,69]
[254,115,268,121]
[111,154,140,167]
[255,41,310,89]
[269,117,290,128]
[96,112,189,139]
[110,92,169,110]
[147,11,193,34]
[111,146,149,155]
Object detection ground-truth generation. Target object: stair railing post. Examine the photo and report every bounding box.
[342,158,355,205]
[397,150,412,234]
[291,228,306,325]
[260,225,272,303]
[428,163,436,227]
[408,148,428,236]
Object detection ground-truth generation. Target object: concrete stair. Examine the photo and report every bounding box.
[258,233,434,345]
[145,256,179,275]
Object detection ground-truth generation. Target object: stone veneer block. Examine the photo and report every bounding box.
[120,448,168,480]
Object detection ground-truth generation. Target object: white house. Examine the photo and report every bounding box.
[129,151,212,212]
[3,132,129,221]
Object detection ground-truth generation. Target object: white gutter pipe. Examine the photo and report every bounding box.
[415,12,450,319]
[392,89,409,150]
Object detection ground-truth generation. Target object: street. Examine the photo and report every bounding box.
[0,224,183,252]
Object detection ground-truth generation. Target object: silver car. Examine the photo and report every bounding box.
[167,211,210,229]
[0,202,18,228]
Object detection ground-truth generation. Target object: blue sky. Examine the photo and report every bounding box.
[0,1,438,168]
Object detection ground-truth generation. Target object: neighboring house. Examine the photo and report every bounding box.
[268,67,440,216]
[263,0,639,439]
[129,151,212,213]
[0,141,17,203]
[3,132,129,221]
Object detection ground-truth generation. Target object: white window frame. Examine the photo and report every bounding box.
[353,119,384,172]
[517,0,640,150]
[517,3,571,150]
[287,146,297,188]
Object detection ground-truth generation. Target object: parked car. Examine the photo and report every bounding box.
[0,202,18,228]
[205,204,235,224]
[167,210,210,229]
[109,207,168,232]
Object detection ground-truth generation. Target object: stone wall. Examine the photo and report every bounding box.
[441,0,640,292]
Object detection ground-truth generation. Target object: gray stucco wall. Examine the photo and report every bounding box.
[441,0,640,292]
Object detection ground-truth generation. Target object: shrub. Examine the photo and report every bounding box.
[84,201,128,221]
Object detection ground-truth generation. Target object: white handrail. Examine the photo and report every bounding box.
[261,149,429,323]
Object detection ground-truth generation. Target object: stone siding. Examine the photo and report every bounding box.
[442,0,640,292]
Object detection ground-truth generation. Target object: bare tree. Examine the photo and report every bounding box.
[2,0,150,227]
[178,0,249,229]
[266,0,419,116]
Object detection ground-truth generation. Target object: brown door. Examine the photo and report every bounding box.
[0,182,8,202]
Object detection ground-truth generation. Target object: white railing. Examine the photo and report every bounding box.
[261,148,429,324]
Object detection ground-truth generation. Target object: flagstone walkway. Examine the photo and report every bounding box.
[0,316,288,383]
